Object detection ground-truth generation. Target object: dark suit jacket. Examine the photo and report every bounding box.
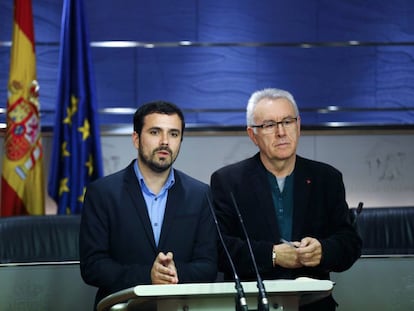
[80,160,217,306]
[210,153,361,282]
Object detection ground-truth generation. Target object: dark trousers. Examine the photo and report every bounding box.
[300,295,337,311]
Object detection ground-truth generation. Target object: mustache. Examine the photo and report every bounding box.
[153,146,172,154]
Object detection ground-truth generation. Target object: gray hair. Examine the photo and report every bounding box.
[246,88,299,126]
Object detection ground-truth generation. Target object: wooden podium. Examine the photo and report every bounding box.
[97,278,333,311]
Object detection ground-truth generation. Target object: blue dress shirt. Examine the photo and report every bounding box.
[134,160,175,246]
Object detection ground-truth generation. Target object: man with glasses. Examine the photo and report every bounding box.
[210,88,361,310]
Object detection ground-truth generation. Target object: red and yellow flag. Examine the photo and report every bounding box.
[0,0,45,216]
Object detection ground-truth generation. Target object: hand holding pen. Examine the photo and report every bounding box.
[275,237,322,268]
[293,237,322,267]
[280,238,299,248]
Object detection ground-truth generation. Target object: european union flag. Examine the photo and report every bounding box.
[48,0,103,214]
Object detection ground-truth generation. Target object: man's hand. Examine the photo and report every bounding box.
[272,243,302,268]
[151,252,179,284]
[273,237,322,268]
[296,237,322,267]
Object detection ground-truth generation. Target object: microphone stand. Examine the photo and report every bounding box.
[230,193,269,311]
[206,195,249,311]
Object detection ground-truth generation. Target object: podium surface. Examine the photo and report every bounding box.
[98,278,333,311]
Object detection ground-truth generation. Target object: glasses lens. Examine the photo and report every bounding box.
[283,119,293,127]
[262,122,277,133]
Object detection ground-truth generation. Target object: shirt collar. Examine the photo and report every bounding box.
[133,159,175,194]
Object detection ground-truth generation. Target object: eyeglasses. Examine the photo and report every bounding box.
[251,117,298,134]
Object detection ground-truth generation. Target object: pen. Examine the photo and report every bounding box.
[280,238,298,248]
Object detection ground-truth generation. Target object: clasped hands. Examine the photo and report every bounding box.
[273,237,322,268]
[151,251,179,284]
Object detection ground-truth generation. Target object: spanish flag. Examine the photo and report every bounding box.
[0,0,45,216]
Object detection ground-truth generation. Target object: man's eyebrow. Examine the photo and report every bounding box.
[147,126,161,131]
[147,126,181,133]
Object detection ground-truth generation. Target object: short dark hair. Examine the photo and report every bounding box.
[133,100,185,137]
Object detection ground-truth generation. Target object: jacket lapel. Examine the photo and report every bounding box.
[249,155,280,238]
[292,156,312,239]
[157,169,180,248]
[124,161,157,251]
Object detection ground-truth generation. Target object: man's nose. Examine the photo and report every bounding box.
[160,132,169,145]
[276,122,286,135]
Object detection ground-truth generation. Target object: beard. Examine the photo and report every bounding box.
[138,146,176,173]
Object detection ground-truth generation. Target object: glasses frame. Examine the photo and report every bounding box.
[251,117,298,133]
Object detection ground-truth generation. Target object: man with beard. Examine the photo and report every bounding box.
[79,101,217,309]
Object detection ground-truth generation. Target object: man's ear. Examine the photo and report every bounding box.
[296,116,301,138]
[132,131,139,149]
[247,127,258,146]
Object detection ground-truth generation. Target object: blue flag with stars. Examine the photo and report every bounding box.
[48,0,103,214]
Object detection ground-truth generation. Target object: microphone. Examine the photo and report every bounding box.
[206,195,249,311]
[352,202,364,226]
[230,192,269,311]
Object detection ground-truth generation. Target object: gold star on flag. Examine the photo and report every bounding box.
[61,141,70,157]
[63,107,73,125]
[62,95,79,125]
[78,187,86,203]
[70,95,78,114]
[59,178,70,196]
[78,119,90,140]
[85,154,94,176]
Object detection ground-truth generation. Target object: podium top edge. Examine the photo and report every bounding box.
[133,279,334,297]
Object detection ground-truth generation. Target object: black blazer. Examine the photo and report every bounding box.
[80,160,218,305]
[210,153,361,281]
